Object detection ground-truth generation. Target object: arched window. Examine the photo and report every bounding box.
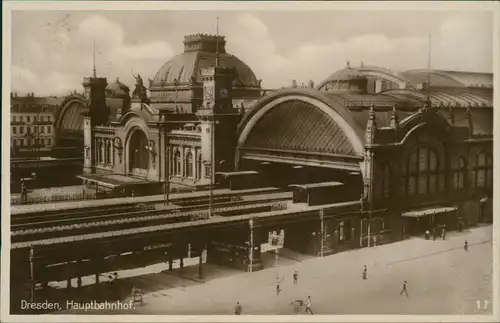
[174,150,181,175]
[185,151,193,178]
[196,153,202,179]
[98,139,103,163]
[454,156,467,189]
[475,152,493,188]
[405,146,441,196]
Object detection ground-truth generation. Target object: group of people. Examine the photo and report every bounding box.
[424,226,447,241]
[234,270,314,315]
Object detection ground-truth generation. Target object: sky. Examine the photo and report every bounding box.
[10,9,494,96]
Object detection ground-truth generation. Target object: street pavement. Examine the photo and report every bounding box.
[58,225,493,315]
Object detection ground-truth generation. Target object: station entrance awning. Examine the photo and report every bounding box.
[402,206,457,218]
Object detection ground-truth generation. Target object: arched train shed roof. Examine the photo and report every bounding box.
[237,87,493,157]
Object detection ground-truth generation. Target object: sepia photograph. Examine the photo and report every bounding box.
[1,1,498,321]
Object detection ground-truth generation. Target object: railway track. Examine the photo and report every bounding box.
[11,196,232,226]
[11,204,152,226]
[11,196,290,243]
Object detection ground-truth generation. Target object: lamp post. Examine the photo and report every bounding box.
[203,117,219,218]
[203,160,213,218]
[275,245,281,286]
[320,209,325,257]
[367,213,371,248]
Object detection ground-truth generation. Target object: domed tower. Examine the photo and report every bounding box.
[148,33,262,113]
[317,62,408,94]
[106,78,131,119]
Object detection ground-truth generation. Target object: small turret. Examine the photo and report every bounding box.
[364,104,377,144]
[390,104,399,129]
[465,103,473,138]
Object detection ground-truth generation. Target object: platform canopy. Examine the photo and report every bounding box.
[289,181,344,191]
[77,173,164,189]
[216,171,259,179]
[402,206,457,218]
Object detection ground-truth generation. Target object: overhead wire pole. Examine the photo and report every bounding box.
[216,16,220,68]
[427,32,432,102]
[209,16,220,218]
[93,39,97,77]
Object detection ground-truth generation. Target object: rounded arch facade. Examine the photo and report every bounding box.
[236,91,366,174]
[56,96,87,135]
[123,116,151,175]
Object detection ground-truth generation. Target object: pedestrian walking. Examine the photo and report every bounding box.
[362,265,367,280]
[293,270,299,285]
[399,280,409,297]
[464,240,469,252]
[432,227,437,241]
[234,302,242,315]
[441,227,445,240]
[305,296,314,314]
[276,276,283,296]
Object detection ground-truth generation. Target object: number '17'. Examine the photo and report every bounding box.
[476,300,489,310]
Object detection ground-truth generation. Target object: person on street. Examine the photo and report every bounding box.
[131,286,143,304]
[442,227,446,240]
[293,270,299,285]
[234,302,242,315]
[305,296,314,314]
[399,280,409,297]
[362,265,367,280]
[276,276,283,296]
[464,240,469,252]
[432,227,437,241]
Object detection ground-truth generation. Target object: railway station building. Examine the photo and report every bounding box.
[10,34,495,300]
[71,33,492,254]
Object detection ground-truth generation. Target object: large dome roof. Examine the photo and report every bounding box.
[151,34,260,88]
[106,78,130,98]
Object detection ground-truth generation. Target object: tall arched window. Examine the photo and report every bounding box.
[185,151,193,178]
[105,140,111,165]
[406,146,441,195]
[174,150,181,175]
[454,156,467,189]
[196,153,202,179]
[475,152,493,188]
